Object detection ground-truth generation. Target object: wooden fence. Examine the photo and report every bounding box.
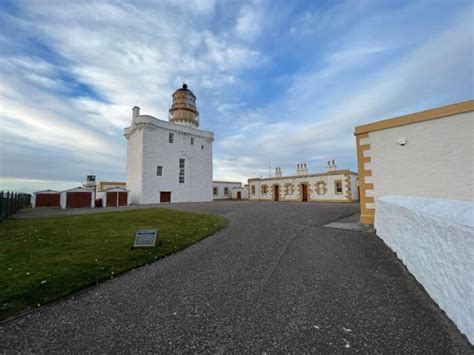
[0,191,31,222]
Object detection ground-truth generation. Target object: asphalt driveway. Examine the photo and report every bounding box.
[0,201,470,353]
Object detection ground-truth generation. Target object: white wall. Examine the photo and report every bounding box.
[126,128,143,204]
[231,187,248,200]
[375,196,474,344]
[367,112,473,202]
[213,182,242,199]
[125,115,213,204]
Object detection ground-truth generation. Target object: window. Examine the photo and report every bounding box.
[213,187,218,196]
[251,185,256,195]
[179,159,185,183]
[157,166,163,176]
[335,180,343,194]
[169,133,174,143]
[191,137,194,145]
[262,185,268,194]
[224,187,229,195]
[285,184,293,195]
[201,145,204,150]
[316,181,326,195]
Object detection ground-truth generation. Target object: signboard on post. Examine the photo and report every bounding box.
[133,230,158,248]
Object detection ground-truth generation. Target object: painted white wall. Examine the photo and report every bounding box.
[125,115,213,204]
[231,187,249,200]
[248,172,356,201]
[375,196,474,344]
[213,181,242,199]
[368,112,474,202]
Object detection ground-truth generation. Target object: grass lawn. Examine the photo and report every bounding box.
[0,208,227,320]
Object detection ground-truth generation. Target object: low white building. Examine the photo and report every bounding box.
[124,84,214,204]
[355,100,474,224]
[213,181,242,200]
[248,161,358,202]
[231,186,248,200]
[60,187,95,209]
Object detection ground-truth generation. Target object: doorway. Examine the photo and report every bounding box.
[274,185,280,201]
[160,191,171,203]
[237,191,242,200]
[301,184,308,202]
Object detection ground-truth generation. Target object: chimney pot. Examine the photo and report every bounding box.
[132,106,140,119]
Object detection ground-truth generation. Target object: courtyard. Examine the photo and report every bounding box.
[0,201,470,352]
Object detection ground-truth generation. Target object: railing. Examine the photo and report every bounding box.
[0,191,31,222]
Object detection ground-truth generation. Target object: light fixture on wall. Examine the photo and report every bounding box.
[398,137,407,146]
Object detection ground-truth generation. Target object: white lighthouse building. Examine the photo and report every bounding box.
[124,84,214,204]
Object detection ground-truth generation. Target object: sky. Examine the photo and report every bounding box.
[0,0,473,192]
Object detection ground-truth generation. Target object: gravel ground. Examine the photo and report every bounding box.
[1,201,471,353]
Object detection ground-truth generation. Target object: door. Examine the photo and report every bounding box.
[67,192,91,208]
[274,185,279,201]
[160,192,171,203]
[237,192,241,200]
[36,194,60,207]
[106,192,117,207]
[118,192,128,206]
[301,184,308,202]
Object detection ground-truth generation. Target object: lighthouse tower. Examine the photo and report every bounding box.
[168,83,199,128]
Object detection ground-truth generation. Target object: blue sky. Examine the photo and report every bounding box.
[0,0,473,191]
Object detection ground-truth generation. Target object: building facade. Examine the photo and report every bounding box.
[248,161,358,202]
[213,181,242,200]
[124,84,214,204]
[354,100,474,224]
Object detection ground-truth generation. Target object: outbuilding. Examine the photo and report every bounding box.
[32,190,61,208]
[60,187,95,209]
[99,187,129,207]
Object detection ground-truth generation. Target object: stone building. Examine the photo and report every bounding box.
[248,161,358,202]
[124,84,214,204]
[213,181,243,200]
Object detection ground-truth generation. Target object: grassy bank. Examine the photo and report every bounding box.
[0,208,227,320]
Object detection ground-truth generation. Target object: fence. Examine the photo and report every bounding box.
[0,191,31,222]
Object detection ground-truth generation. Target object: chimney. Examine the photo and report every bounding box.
[327,160,337,172]
[332,160,337,171]
[302,163,308,176]
[132,106,140,119]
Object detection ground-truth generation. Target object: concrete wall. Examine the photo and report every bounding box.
[368,112,473,202]
[231,187,248,200]
[213,182,242,199]
[125,115,213,204]
[248,171,357,202]
[375,196,474,344]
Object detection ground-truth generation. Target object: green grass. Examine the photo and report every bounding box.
[0,208,227,320]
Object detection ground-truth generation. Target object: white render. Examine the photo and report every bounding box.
[213,181,242,200]
[375,196,474,344]
[248,168,358,202]
[60,187,95,209]
[366,111,474,202]
[231,187,249,200]
[124,113,213,204]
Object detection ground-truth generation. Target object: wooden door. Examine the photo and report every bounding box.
[67,192,91,208]
[274,185,279,201]
[36,194,60,207]
[106,192,117,207]
[301,184,308,202]
[118,192,128,206]
[160,192,171,203]
[237,192,241,200]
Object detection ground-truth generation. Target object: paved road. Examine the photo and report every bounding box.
[1,201,470,353]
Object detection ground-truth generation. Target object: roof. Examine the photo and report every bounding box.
[354,100,474,135]
[62,187,94,193]
[34,189,60,194]
[213,181,242,185]
[103,187,128,192]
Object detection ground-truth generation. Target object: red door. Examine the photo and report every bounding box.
[67,192,91,208]
[274,185,280,201]
[36,194,60,207]
[160,192,171,203]
[301,184,308,202]
[106,192,117,207]
[118,192,128,206]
